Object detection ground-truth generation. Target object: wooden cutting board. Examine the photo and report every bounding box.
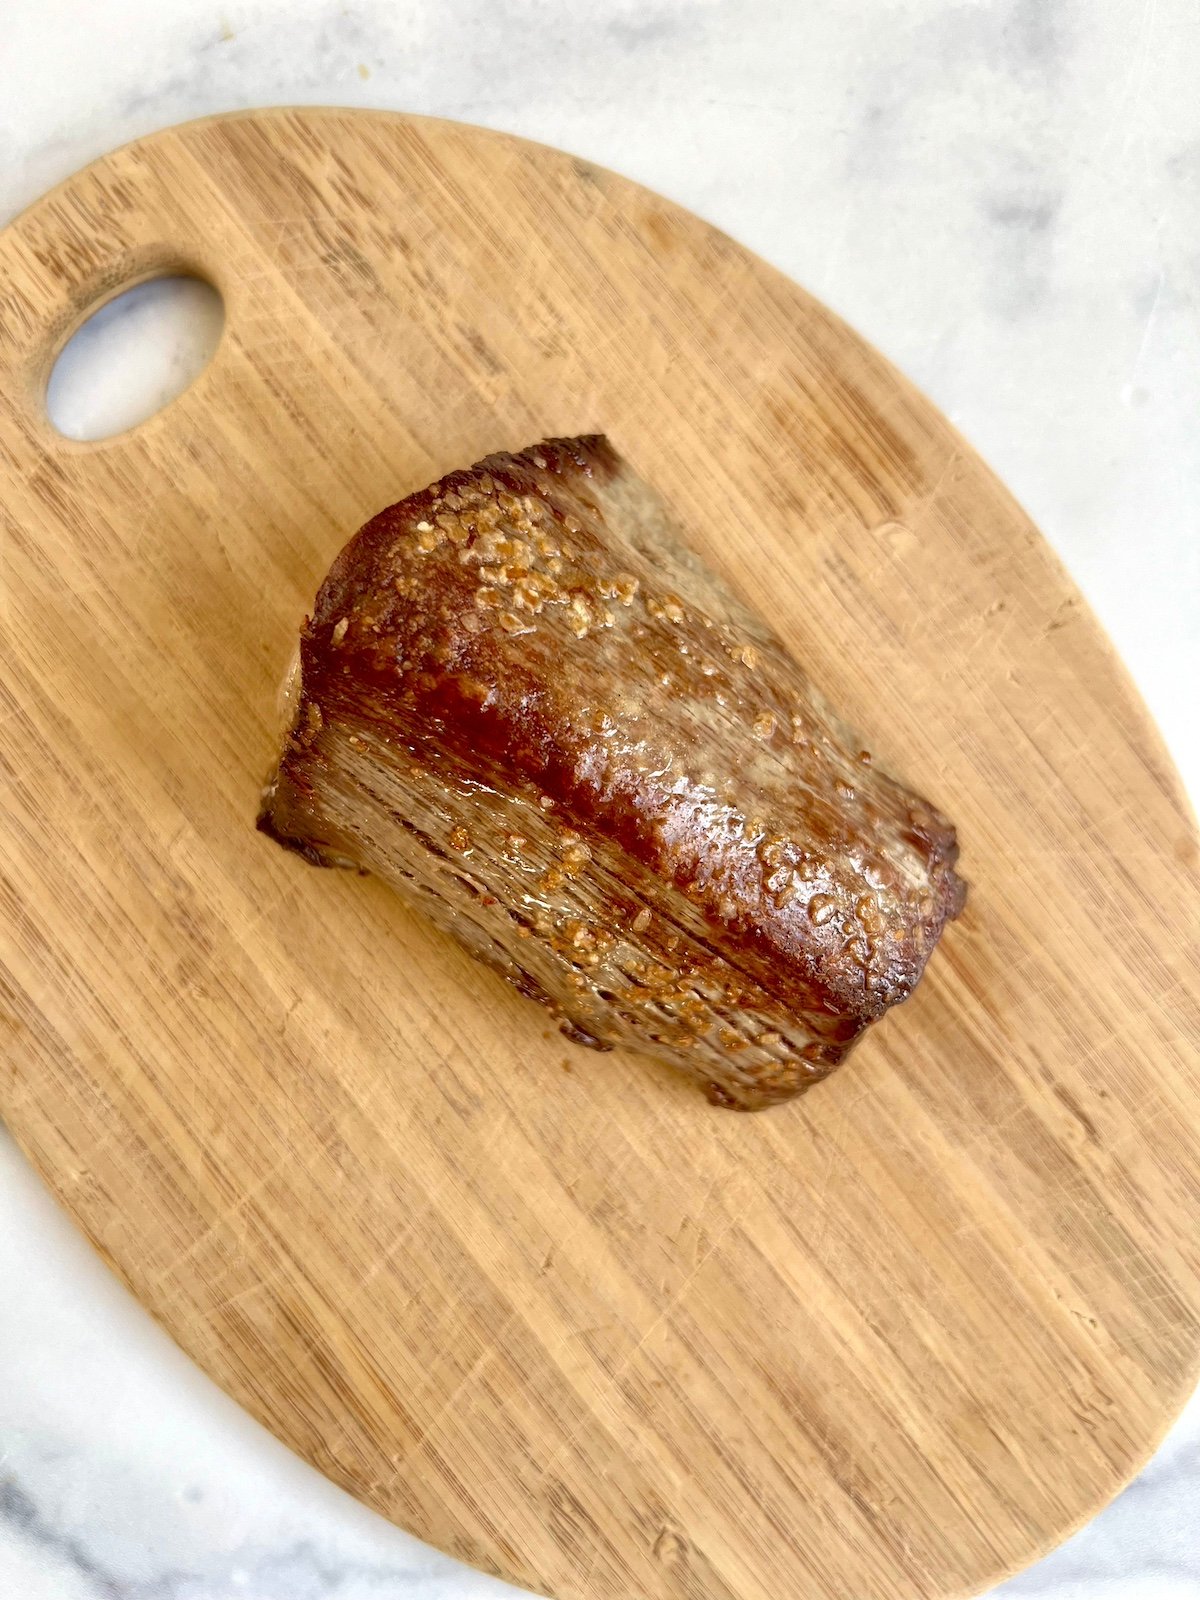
[2,108,1198,1600]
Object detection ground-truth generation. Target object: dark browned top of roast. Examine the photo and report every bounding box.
[296,435,965,1031]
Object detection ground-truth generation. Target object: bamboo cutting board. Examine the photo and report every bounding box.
[1,108,1199,1600]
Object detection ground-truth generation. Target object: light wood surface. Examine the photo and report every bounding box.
[1,109,1198,1600]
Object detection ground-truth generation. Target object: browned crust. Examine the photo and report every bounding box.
[260,435,965,1108]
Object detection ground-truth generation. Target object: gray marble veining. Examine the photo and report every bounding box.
[2,1,1197,1596]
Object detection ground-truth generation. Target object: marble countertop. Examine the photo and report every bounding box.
[2,1,1197,1596]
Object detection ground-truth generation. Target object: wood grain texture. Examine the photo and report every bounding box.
[0,108,1197,1600]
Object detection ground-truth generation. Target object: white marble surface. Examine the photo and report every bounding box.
[2,1,1198,1596]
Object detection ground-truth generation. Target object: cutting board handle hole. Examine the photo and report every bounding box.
[46,275,224,441]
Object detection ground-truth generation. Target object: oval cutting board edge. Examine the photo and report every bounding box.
[0,107,1198,1600]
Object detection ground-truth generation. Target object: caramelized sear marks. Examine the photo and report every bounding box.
[259,435,965,1109]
